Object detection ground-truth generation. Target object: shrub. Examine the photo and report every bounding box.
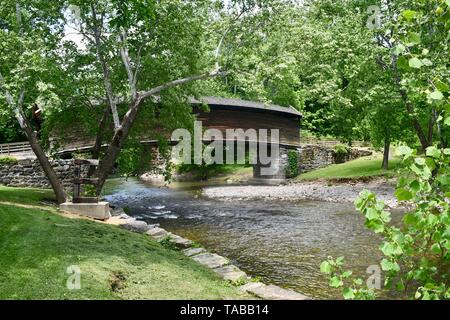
[159,236,180,251]
[334,144,350,163]
[0,156,18,165]
[286,150,299,178]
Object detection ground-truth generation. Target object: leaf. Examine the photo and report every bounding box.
[395,188,413,201]
[381,242,403,257]
[409,57,423,68]
[365,208,379,220]
[415,290,422,299]
[335,256,345,266]
[397,56,409,69]
[320,261,332,274]
[381,242,395,256]
[397,145,413,157]
[366,219,384,233]
[396,281,405,291]
[445,117,450,127]
[406,32,421,46]
[430,243,442,255]
[402,10,417,20]
[427,214,438,226]
[409,180,420,192]
[342,271,353,278]
[330,276,343,288]
[393,44,405,55]
[380,259,400,272]
[380,211,392,223]
[421,58,432,66]
[435,80,449,93]
[343,287,355,299]
[404,212,417,225]
[414,158,426,165]
[428,90,444,100]
[426,146,441,158]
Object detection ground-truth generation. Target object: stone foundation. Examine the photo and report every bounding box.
[297,145,372,173]
[0,158,83,190]
[252,147,289,180]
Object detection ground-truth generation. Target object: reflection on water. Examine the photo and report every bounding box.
[104,178,402,299]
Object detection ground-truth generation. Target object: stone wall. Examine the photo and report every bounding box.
[253,147,289,180]
[0,159,79,190]
[297,145,372,173]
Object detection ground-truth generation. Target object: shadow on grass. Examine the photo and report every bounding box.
[0,201,245,300]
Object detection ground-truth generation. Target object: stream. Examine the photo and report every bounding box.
[104,178,403,299]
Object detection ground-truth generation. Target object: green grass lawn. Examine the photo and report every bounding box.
[296,155,402,181]
[0,185,251,300]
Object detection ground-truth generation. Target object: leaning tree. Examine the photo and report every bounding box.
[0,0,287,201]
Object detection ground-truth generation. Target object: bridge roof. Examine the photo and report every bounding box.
[189,97,302,118]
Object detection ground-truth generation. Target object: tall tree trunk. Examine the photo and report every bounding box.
[17,111,67,204]
[1,71,67,204]
[382,137,390,170]
[93,100,140,194]
[391,55,430,151]
[87,106,110,177]
[93,70,225,194]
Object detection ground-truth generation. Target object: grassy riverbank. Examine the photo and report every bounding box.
[296,155,402,181]
[0,185,250,300]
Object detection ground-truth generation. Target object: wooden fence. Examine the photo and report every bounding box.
[301,137,369,148]
[0,141,33,156]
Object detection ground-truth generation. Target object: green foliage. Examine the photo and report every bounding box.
[286,150,299,178]
[334,144,349,156]
[116,144,153,177]
[83,185,97,198]
[334,144,350,164]
[0,114,25,143]
[320,256,376,300]
[322,142,450,299]
[0,156,18,165]
[158,236,180,252]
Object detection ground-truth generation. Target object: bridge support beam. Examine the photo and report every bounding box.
[252,147,289,184]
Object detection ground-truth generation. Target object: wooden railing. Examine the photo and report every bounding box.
[301,137,369,148]
[0,141,33,156]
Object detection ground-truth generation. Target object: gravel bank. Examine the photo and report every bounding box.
[203,179,399,208]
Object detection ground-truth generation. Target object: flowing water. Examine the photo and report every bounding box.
[104,178,403,299]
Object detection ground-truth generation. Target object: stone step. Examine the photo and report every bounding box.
[120,220,152,233]
[145,227,170,239]
[213,265,247,282]
[167,234,193,249]
[191,253,229,269]
[240,282,310,300]
[182,247,206,257]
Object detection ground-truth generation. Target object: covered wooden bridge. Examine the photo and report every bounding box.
[2,97,302,181]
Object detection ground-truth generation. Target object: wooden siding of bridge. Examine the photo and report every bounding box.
[195,108,301,148]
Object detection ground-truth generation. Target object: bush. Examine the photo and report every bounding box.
[334,144,350,163]
[0,156,18,165]
[159,236,180,251]
[286,150,299,178]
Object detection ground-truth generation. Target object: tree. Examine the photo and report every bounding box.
[0,0,68,203]
[370,0,450,150]
[320,0,450,300]
[2,1,286,199]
